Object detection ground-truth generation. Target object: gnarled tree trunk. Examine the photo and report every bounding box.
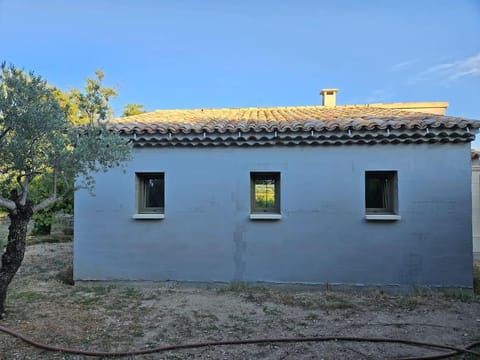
[0,205,33,316]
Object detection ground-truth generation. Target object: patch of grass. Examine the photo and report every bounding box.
[474,264,480,295]
[412,286,435,297]
[442,290,474,302]
[72,285,113,305]
[27,233,72,245]
[323,298,356,310]
[9,290,45,302]
[217,281,253,293]
[398,296,420,310]
[219,283,356,310]
[122,287,141,298]
[262,305,283,315]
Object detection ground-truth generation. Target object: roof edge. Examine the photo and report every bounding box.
[137,102,449,114]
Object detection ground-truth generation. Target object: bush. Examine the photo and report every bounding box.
[31,210,53,235]
[28,171,74,236]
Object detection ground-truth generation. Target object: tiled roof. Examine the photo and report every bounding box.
[109,105,480,147]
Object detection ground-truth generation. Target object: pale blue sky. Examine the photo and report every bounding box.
[1,0,479,142]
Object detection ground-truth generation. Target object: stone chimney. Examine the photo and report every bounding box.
[320,88,339,107]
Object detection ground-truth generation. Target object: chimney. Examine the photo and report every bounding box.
[320,88,339,107]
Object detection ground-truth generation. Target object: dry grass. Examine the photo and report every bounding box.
[0,240,479,359]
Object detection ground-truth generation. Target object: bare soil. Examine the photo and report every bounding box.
[0,218,480,359]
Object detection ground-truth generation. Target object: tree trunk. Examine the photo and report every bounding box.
[0,205,33,316]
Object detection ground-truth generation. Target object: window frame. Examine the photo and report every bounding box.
[250,172,281,215]
[365,171,398,215]
[136,172,165,215]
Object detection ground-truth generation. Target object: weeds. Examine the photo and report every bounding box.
[398,296,420,310]
[57,264,74,285]
[218,282,356,310]
[442,290,474,302]
[474,264,480,295]
[72,285,113,305]
[122,287,141,298]
[9,290,46,302]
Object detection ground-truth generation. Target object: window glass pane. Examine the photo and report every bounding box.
[145,177,164,208]
[366,176,385,208]
[254,179,276,209]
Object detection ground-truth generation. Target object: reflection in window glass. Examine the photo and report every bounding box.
[145,178,164,208]
[254,179,276,209]
[251,172,280,214]
[137,173,165,213]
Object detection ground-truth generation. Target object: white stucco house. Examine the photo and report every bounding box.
[74,89,480,289]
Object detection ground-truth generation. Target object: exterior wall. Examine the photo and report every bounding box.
[370,102,448,115]
[74,143,473,288]
[472,158,480,254]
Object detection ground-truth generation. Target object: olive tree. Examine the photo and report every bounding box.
[0,64,131,315]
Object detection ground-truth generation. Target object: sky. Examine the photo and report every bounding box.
[0,0,479,142]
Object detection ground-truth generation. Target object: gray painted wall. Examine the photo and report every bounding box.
[472,158,480,254]
[74,143,473,288]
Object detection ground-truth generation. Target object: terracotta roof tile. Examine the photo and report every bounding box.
[109,104,480,147]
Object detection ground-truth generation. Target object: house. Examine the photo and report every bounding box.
[74,89,479,289]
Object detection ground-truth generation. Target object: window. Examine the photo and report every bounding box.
[251,172,280,215]
[136,173,165,214]
[365,171,397,215]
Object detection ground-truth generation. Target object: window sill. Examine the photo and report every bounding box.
[365,214,401,221]
[249,213,282,220]
[132,213,165,220]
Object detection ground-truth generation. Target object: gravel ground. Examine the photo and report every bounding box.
[0,240,479,359]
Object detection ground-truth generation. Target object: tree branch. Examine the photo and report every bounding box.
[17,176,30,206]
[32,170,60,213]
[0,126,11,141]
[0,195,16,211]
[32,194,63,213]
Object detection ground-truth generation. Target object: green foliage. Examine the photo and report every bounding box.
[474,264,480,295]
[51,70,118,126]
[69,70,118,125]
[0,214,7,252]
[122,103,146,117]
[0,64,66,184]
[31,210,53,235]
[0,63,131,213]
[442,289,474,302]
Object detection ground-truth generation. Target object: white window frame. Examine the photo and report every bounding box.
[133,172,165,220]
[365,171,400,221]
[250,172,282,220]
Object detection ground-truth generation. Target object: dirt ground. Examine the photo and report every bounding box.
[0,239,478,360]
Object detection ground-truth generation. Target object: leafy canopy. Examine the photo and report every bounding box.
[0,63,131,213]
[122,103,146,117]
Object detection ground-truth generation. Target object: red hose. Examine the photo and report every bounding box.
[0,324,479,358]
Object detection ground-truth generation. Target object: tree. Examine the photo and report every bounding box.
[122,103,146,117]
[0,63,131,315]
[53,70,118,126]
[26,71,119,235]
